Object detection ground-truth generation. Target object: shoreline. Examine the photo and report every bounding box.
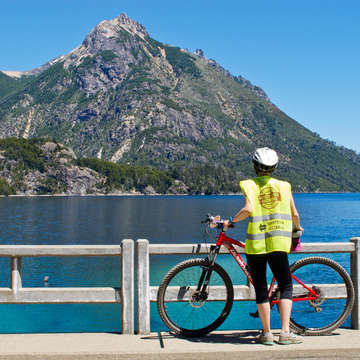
[1,191,359,198]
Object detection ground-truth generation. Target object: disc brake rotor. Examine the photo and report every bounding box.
[188,290,208,308]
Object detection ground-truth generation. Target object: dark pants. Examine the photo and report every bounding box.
[246,251,293,304]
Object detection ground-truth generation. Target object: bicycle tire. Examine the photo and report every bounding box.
[157,258,234,337]
[289,256,354,335]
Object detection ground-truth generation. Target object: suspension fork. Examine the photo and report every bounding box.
[196,245,220,293]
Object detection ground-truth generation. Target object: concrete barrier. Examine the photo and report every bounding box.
[137,237,360,334]
[0,240,135,334]
[0,237,359,336]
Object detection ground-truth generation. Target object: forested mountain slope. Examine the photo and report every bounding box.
[1,14,359,193]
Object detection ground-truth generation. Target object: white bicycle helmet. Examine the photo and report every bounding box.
[252,147,278,172]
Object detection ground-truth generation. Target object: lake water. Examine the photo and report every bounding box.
[0,193,359,333]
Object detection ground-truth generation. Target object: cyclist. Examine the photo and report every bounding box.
[225,147,304,345]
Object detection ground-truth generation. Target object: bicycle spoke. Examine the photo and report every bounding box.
[157,259,234,335]
[289,257,354,335]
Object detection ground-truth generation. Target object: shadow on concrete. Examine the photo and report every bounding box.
[141,330,261,345]
[181,331,260,345]
[141,329,343,348]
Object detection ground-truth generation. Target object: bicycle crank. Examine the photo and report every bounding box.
[309,286,325,310]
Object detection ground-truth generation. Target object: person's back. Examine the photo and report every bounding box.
[240,175,293,254]
[225,147,303,345]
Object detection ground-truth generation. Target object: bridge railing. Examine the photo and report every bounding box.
[0,240,134,334]
[136,237,360,334]
[1,238,359,335]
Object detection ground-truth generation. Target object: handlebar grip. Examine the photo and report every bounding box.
[218,222,234,229]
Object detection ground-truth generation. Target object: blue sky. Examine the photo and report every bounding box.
[1,0,359,152]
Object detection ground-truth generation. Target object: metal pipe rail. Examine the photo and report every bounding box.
[136,237,360,334]
[0,240,134,334]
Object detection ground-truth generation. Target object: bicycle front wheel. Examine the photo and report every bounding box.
[289,256,354,335]
[157,258,234,337]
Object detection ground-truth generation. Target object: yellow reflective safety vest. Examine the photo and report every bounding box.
[240,176,292,254]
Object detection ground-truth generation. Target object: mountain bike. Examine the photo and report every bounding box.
[157,215,355,337]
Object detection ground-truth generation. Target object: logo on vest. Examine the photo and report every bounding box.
[259,224,267,231]
[258,186,281,209]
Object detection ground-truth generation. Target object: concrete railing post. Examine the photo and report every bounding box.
[137,239,150,334]
[350,237,360,329]
[121,239,134,334]
[11,257,22,293]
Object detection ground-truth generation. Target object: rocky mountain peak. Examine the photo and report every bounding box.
[56,13,148,71]
[85,13,148,44]
[1,15,360,193]
[1,14,149,77]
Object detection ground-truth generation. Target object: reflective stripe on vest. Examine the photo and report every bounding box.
[246,230,292,240]
[249,214,292,222]
[240,176,292,254]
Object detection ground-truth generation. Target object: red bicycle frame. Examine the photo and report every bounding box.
[215,231,319,304]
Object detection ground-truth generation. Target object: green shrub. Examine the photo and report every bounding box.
[100,50,118,62]
[37,176,67,195]
[163,46,201,78]
[0,138,46,172]
[78,56,95,69]
[0,178,16,195]
[161,97,181,111]
[76,158,173,193]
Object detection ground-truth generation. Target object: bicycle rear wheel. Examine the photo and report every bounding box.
[157,258,234,337]
[289,256,354,335]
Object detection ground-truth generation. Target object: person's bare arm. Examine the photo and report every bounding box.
[232,196,252,222]
[224,196,252,228]
[290,194,304,232]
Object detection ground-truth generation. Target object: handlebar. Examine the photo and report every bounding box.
[203,214,303,238]
[202,214,234,229]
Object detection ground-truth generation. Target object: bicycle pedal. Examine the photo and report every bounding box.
[249,311,259,318]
